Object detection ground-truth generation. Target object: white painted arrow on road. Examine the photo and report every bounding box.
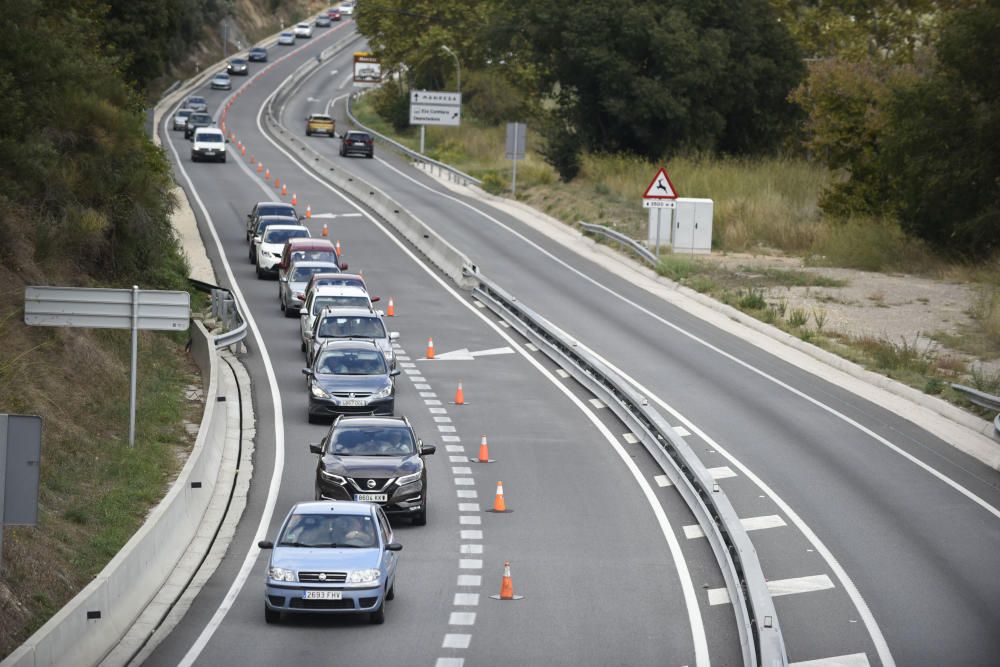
[423,346,514,361]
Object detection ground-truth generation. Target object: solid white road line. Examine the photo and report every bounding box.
[708,574,835,605]
[789,653,871,667]
[683,514,786,540]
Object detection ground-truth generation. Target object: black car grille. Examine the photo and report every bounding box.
[290,598,355,610]
[298,571,347,583]
[330,391,373,398]
[348,477,392,492]
[268,595,285,606]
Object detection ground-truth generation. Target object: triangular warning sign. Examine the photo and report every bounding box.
[642,167,679,199]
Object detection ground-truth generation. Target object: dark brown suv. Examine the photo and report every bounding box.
[339,131,374,158]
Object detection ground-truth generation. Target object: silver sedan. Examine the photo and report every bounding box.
[279,260,341,317]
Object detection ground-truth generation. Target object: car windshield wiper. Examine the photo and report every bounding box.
[277,541,312,547]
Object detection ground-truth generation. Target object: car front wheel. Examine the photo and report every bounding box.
[369,595,385,625]
[264,605,280,624]
[412,502,427,526]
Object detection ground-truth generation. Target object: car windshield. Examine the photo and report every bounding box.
[310,115,333,122]
[330,426,415,457]
[259,205,296,217]
[312,298,371,316]
[199,132,224,142]
[313,314,385,338]
[316,349,386,375]
[293,249,336,263]
[291,266,331,281]
[189,97,205,105]
[264,229,308,244]
[176,109,192,118]
[346,133,370,141]
[231,59,246,65]
[190,114,211,123]
[279,513,377,548]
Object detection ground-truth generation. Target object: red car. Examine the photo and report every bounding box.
[327,8,342,20]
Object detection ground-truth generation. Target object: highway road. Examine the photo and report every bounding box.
[147,19,1000,667]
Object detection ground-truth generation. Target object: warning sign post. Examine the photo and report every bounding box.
[642,167,679,254]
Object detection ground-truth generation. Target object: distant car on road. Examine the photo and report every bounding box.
[315,14,331,27]
[227,58,249,75]
[339,131,374,158]
[249,215,300,262]
[210,72,232,90]
[190,127,226,163]
[279,260,342,316]
[257,225,310,278]
[245,201,299,241]
[306,113,335,137]
[294,22,313,38]
[310,415,435,524]
[172,108,194,131]
[184,112,213,140]
[338,1,355,15]
[258,500,401,624]
[303,339,400,421]
[185,95,208,113]
[248,46,268,62]
[278,31,295,45]
[327,8,342,21]
[304,305,396,368]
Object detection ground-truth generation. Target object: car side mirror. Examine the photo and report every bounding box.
[389,332,400,340]
[258,540,274,549]
[370,295,380,303]
[390,369,401,377]
[309,443,323,454]
[302,368,313,376]
[419,443,436,456]
[386,542,403,552]
[339,262,349,270]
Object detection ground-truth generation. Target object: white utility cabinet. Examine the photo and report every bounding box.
[647,197,714,254]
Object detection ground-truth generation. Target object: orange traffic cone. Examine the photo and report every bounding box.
[250,155,256,164]
[488,481,512,513]
[241,145,247,156]
[490,561,524,601]
[264,168,270,180]
[281,183,287,196]
[386,298,395,317]
[321,223,329,237]
[335,240,342,256]
[291,193,297,205]
[305,205,312,219]
[426,338,435,360]
[474,434,495,463]
[274,177,281,188]
[257,162,263,173]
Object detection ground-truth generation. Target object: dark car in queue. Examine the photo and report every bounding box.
[185,95,208,113]
[248,46,268,62]
[310,416,435,524]
[339,131,374,158]
[184,112,213,140]
[279,260,341,316]
[227,58,249,75]
[249,215,300,263]
[259,500,401,624]
[304,339,400,422]
[246,201,299,241]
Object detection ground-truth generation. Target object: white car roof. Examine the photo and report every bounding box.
[193,127,223,137]
[311,285,369,297]
[262,224,309,237]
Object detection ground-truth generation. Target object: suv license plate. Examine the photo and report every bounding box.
[343,399,366,406]
[355,493,387,502]
[304,590,342,600]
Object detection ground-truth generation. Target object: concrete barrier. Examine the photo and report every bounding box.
[2,322,225,667]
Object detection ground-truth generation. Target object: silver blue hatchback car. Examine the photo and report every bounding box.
[259,501,401,624]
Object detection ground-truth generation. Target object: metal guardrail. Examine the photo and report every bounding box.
[579,221,658,266]
[470,270,787,667]
[950,384,1000,436]
[189,279,247,349]
[343,93,482,187]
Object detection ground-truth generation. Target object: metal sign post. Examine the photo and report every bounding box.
[505,122,527,197]
[24,286,190,447]
[643,166,679,257]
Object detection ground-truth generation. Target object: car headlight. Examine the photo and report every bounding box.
[269,566,296,582]
[311,384,331,399]
[396,469,422,486]
[347,568,381,584]
[320,469,346,484]
[371,384,392,400]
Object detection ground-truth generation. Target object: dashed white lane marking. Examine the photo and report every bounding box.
[459,559,483,569]
[460,530,482,540]
[623,433,639,444]
[427,400,443,406]
[683,514,787,539]
[454,593,480,606]
[391,342,403,349]
[420,391,437,398]
[789,653,871,667]
[588,398,607,409]
[459,515,482,525]
[443,634,472,649]
[449,612,477,625]
[435,658,464,667]
[458,503,480,512]
[399,362,416,368]
[457,575,481,587]
[447,446,465,453]
[708,574,835,605]
[411,376,426,383]
[449,455,468,463]
[454,477,474,485]
[555,368,570,378]
[442,435,461,442]
[430,407,448,414]
[415,383,432,390]
[395,355,410,361]
[524,343,539,352]
[456,490,478,498]
[497,320,510,328]
[460,544,483,554]
[435,416,453,423]
[452,466,472,474]
[654,466,736,487]
[674,426,691,437]
[439,425,457,432]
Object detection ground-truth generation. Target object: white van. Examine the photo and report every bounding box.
[191,127,227,163]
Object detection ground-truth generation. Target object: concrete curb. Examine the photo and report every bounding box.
[418,166,1000,470]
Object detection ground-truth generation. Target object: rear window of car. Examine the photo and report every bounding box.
[346,132,370,141]
[190,114,212,123]
[198,131,224,142]
[259,205,296,217]
[310,115,333,122]
[318,314,384,336]
[176,109,192,117]
[189,97,205,105]
[312,278,367,291]
[290,266,331,281]
[293,249,337,264]
[264,228,309,244]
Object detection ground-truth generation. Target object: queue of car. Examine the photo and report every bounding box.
[237,195,432,625]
